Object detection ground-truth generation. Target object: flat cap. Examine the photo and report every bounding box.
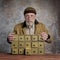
[24,7,36,15]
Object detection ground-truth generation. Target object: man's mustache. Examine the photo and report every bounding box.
[26,21,34,26]
[27,21,33,23]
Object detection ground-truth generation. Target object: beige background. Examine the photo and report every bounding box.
[0,0,60,53]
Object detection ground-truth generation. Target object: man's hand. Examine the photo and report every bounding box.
[41,32,48,41]
[8,33,15,42]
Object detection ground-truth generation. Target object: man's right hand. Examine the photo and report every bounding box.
[8,33,15,43]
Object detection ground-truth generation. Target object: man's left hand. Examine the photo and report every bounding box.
[41,32,48,41]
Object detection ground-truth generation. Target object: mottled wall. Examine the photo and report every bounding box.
[0,0,60,53]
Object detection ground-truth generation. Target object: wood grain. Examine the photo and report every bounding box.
[0,53,60,60]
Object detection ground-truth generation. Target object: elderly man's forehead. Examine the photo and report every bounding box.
[25,13,36,15]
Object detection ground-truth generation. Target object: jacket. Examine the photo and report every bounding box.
[13,20,53,43]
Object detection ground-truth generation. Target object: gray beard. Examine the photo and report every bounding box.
[26,21,34,28]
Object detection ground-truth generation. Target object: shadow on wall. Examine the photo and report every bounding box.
[57,11,60,36]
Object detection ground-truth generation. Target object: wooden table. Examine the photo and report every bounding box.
[0,53,60,60]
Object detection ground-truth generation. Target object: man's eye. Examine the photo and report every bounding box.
[26,16,28,17]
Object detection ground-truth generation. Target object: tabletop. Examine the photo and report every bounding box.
[0,53,60,60]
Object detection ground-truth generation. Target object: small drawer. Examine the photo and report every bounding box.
[11,42,18,48]
[11,48,18,54]
[25,48,31,55]
[38,42,45,48]
[31,48,38,55]
[19,42,25,48]
[25,35,31,41]
[32,35,38,41]
[13,34,18,41]
[19,48,24,54]
[38,48,45,55]
[32,42,38,48]
[38,35,43,41]
[25,42,31,48]
[19,35,24,41]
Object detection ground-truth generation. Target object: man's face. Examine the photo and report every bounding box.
[24,13,36,26]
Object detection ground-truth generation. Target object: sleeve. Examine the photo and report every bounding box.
[13,26,17,34]
[7,37,12,44]
[42,24,54,43]
[7,25,17,44]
